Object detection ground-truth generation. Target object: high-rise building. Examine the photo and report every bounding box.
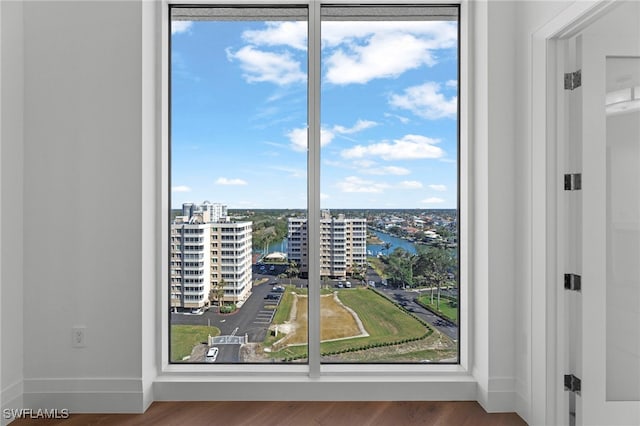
[170,215,212,310]
[170,203,252,310]
[180,201,227,223]
[210,221,253,304]
[199,201,227,223]
[288,211,367,279]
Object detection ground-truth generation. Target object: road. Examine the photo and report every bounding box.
[364,267,459,340]
[171,272,282,362]
[377,287,459,340]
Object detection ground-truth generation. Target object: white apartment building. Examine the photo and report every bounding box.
[211,221,253,304]
[170,216,212,310]
[182,201,227,223]
[288,211,367,279]
[171,204,252,310]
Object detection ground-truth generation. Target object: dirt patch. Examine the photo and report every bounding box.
[270,292,367,351]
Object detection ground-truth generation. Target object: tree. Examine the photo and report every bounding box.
[209,278,226,309]
[351,264,366,282]
[322,275,331,289]
[285,261,299,286]
[383,242,392,256]
[387,248,415,288]
[417,248,455,309]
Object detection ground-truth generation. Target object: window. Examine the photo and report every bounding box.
[169,3,459,365]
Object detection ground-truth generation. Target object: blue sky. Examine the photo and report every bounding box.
[171,17,458,210]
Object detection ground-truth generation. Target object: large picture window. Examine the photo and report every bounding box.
[169,3,460,365]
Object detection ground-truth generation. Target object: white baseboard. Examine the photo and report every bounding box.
[154,376,478,402]
[22,378,146,413]
[2,380,24,426]
[476,377,518,413]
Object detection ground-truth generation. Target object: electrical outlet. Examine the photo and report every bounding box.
[72,326,86,348]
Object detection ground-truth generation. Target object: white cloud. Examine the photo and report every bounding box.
[446,79,458,88]
[389,82,457,120]
[321,21,457,85]
[341,134,444,161]
[384,112,410,124]
[215,177,248,186]
[333,119,378,135]
[226,46,305,86]
[398,181,423,189]
[322,21,457,49]
[362,166,411,176]
[336,176,390,193]
[422,197,445,204]
[429,184,447,191]
[171,21,193,35]
[172,185,191,193]
[287,127,335,152]
[242,21,307,51]
[325,33,435,85]
[230,20,457,86]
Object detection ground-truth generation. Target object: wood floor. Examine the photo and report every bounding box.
[11,401,527,425]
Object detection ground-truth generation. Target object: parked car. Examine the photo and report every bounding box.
[205,347,219,363]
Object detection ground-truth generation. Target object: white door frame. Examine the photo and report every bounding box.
[530,1,619,425]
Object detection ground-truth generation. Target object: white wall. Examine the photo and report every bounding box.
[481,0,518,412]
[21,0,146,412]
[1,0,25,420]
[0,0,590,423]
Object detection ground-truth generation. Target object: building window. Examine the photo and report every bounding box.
[169,3,460,366]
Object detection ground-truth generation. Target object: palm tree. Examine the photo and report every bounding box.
[387,248,415,288]
[285,261,299,286]
[383,242,392,256]
[419,248,454,309]
[210,278,226,310]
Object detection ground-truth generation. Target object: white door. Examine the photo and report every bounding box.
[569,3,640,425]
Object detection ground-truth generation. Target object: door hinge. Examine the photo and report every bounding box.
[564,273,582,291]
[564,374,582,394]
[564,70,582,90]
[564,173,582,191]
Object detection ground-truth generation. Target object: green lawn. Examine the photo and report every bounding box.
[170,324,221,362]
[269,288,430,360]
[262,286,297,348]
[272,288,296,324]
[416,294,458,324]
[321,289,429,353]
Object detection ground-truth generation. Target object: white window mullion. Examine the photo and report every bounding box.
[307,0,321,378]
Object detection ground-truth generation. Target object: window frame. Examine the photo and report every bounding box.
[159,0,470,380]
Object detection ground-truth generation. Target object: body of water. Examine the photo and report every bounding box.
[367,229,417,256]
[255,231,416,258]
